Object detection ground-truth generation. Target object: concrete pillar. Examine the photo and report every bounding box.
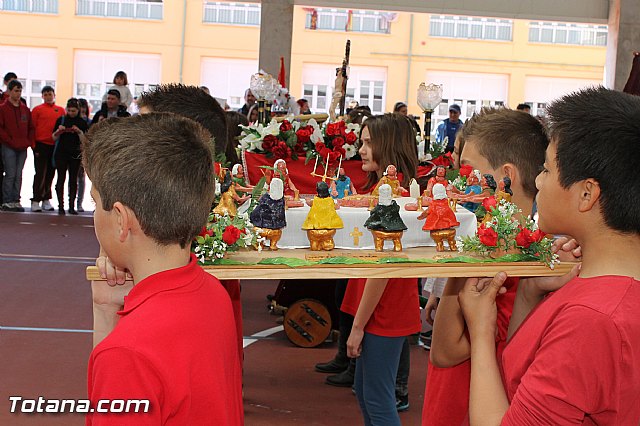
[258,0,293,87]
[605,0,640,90]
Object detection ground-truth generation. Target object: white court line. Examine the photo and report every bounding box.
[243,325,284,348]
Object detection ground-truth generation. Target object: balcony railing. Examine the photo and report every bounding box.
[203,2,260,26]
[76,0,163,20]
[529,21,607,46]
[0,0,58,14]
[306,9,391,34]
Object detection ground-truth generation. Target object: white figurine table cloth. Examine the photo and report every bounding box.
[241,197,477,250]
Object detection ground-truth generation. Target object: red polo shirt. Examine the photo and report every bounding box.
[341,278,421,337]
[31,102,64,145]
[87,255,243,425]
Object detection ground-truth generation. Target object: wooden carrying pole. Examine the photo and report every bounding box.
[338,40,351,117]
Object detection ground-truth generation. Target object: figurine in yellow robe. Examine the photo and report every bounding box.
[372,165,406,197]
[302,181,344,250]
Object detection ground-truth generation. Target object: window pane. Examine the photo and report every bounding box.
[529,27,539,41]
[541,28,553,43]
[485,25,497,39]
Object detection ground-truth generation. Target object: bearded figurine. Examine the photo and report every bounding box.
[232,164,254,197]
[364,184,407,252]
[372,165,406,197]
[212,170,250,217]
[418,183,460,251]
[250,178,286,250]
[302,181,344,251]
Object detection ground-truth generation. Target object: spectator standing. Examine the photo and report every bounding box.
[91,90,131,125]
[52,98,88,215]
[75,98,91,212]
[101,71,133,108]
[0,80,34,212]
[435,104,463,153]
[238,88,256,117]
[30,85,64,212]
[516,103,531,114]
[297,98,312,115]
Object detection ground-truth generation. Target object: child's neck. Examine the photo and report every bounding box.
[127,243,192,286]
[578,232,640,280]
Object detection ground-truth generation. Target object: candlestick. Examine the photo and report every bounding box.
[313,156,319,174]
[409,178,420,199]
[336,155,343,180]
[324,153,329,177]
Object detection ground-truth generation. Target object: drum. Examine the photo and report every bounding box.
[283,299,332,348]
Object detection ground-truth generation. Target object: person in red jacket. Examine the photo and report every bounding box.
[0,80,34,212]
[30,85,64,212]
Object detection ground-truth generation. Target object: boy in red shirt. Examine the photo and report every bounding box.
[84,114,243,425]
[460,87,640,425]
[30,85,64,212]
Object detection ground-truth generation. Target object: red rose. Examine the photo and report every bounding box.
[315,142,326,152]
[531,229,546,243]
[272,141,291,159]
[328,150,341,163]
[262,134,278,152]
[345,131,357,144]
[332,136,346,148]
[459,164,473,178]
[198,226,214,238]
[326,122,340,136]
[320,147,332,159]
[336,120,347,136]
[296,127,312,143]
[515,228,533,248]
[279,120,293,132]
[222,225,242,245]
[336,146,346,157]
[482,196,498,212]
[477,225,498,247]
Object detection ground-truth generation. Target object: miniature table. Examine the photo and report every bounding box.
[239,197,477,250]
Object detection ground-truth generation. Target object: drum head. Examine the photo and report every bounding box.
[283,299,332,348]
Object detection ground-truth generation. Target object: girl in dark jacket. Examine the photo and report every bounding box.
[51,98,88,215]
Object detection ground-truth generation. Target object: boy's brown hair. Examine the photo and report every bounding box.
[459,107,548,198]
[83,113,215,248]
[362,113,419,189]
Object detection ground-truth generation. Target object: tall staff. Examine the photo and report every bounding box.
[338,40,351,117]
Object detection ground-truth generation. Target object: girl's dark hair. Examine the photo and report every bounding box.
[113,71,128,86]
[393,102,407,112]
[66,98,79,110]
[78,98,89,113]
[483,174,497,191]
[362,113,419,190]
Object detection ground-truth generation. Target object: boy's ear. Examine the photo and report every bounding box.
[112,202,141,243]
[501,163,519,187]
[576,178,601,213]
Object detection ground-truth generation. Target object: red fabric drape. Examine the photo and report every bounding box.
[243,151,369,195]
[278,57,286,88]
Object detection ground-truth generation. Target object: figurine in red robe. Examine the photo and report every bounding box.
[418,183,460,251]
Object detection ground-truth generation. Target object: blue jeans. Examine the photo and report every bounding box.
[354,333,405,426]
[2,145,27,204]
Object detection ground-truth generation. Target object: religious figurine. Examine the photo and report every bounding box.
[302,181,344,251]
[364,184,407,252]
[232,164,254,196]
[266,159,299,199]
[425,166,448,198]
[250,178,286,250]
[418,183,460,252]
[460,170,483,212]
[330,167,357,199]
[495,176,513,204]
[458,173,497,205]
[372,165,407,197]
[212,171,250,217]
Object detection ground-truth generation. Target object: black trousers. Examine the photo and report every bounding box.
[32,142,56,202]
[55,154,81,208]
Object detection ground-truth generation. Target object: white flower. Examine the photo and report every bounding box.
[262,119,280,137]
[346,122,360,134]
[344,144,358,160]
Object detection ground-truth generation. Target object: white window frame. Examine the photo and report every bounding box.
[74,50,161,114]
[76,0,163,20]
[0,46,58,108]
[202,1,260,26]
[301,64,387,114]
[200,57,258,110]
[0,0,58,13]
[429,15,512,41]
[528,21,607,46]
[305,8,390,34]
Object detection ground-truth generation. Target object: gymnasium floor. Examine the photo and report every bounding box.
[0,211,429,425]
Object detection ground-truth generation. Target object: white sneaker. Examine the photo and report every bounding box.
[41,200,54,211]
[31,201,42,212]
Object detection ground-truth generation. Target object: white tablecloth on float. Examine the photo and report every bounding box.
[240,197,477,250]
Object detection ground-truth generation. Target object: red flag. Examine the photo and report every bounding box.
[278,57,286,88]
